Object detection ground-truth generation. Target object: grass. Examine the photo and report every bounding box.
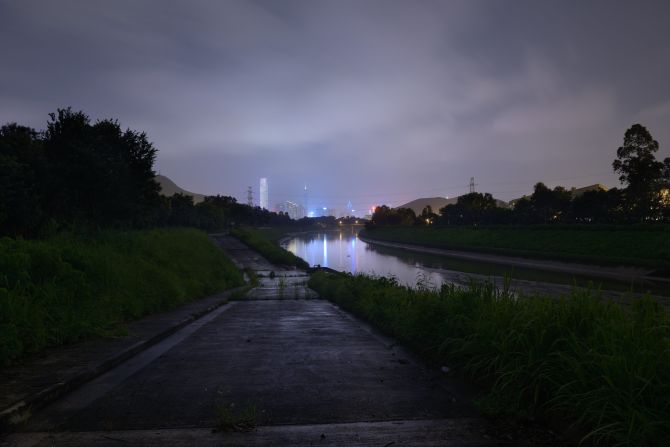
[214,401,257,432]
[230,227,309,269]
[308,271,670,446]
[0,228,244,366]
[361,226,670,270]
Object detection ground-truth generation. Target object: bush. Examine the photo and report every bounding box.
[230,227,309,269]
[309,272,670,446]
[0,228,243,366]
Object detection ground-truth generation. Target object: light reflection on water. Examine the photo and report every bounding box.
[283,230,670,301]
[284,230,465,289]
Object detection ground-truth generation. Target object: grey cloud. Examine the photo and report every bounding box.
[1,0,669,209]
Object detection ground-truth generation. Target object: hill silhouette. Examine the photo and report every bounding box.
[156,175,205,203]
[396,197,459,215]
[398,196,508,214]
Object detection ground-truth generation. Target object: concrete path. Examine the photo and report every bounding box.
[3,235,507,447]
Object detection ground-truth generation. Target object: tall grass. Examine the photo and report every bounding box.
[309,271,670,446]
[361,226,670,270]
[230,227,309,269]
[0,228,244,366]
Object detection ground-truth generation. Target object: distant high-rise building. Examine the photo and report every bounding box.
[260,178,268,210]
[276,200,304,220]
[303,184,308,217]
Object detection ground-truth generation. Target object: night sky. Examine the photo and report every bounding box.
[2,0,669,215]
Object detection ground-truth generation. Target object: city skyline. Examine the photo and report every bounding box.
[2,1,670,211]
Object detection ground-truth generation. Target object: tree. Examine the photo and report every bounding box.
[439,192,502,225]
[662,157,670,187]
[612,124,664,220]
[0,124,45,235]
[370,205,416,226]
[420,205,438,225]
[43,108,160,227]
[571,189,623,223]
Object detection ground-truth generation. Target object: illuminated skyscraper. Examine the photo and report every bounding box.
[260,177,268,210]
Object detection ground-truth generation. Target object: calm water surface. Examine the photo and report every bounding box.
[283,229,668,300]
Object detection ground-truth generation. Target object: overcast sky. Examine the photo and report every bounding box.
[2,0,669,214]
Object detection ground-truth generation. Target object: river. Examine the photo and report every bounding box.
[283,229,669,304]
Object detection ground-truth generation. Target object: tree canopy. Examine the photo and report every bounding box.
[612,124,665,220]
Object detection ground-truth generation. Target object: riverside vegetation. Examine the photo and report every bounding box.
[0,228,244,366]
[360,225,670,271]
[309,271,670,446]
[230,227,309,269]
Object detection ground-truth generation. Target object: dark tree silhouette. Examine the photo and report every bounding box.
[44,108,160,227]
[612,124,664,220]
[370,205,416,226]
[0,124,45,235]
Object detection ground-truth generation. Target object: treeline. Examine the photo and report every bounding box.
[371,123,670,227]
[161,193,339,231]
[0,108,329,238]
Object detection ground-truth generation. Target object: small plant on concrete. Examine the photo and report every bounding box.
[278,276,286,298]
[230,288,249,301]
[214,402,257,433]
[244,268,260,287]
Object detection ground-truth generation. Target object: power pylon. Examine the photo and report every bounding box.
[469,177,478,194]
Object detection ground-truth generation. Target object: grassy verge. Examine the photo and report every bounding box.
[230,227,309,269]
[0,228,244,366]
[361,226,670,270]
[308,271,670,446]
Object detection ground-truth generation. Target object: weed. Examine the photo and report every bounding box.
[244,268,259,287]
[309,271,670,446]
[230,228,309,269]
[277,276,286,298]
[214,402,257,433]
[0,228,244,366]
[230,287,250,301]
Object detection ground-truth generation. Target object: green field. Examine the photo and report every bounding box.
[361,226,670,270]
[0,228,244,366]
[230,227,309,269]
[309,271,670,446]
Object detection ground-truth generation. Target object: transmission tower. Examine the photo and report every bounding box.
[246,186,253,207]
[469,177,478,194]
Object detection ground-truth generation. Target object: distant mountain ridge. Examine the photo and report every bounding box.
[155,175,205,204]
[396,197,458,215]
[397,196,508,215]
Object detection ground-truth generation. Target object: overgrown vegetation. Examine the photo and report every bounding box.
[214,401,257,433]
[361,226,670,270]
[230,227,309,269]
[0,228,244,366]
[309,271,670,446]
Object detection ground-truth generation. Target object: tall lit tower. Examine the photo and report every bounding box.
[260,178,268,210]
[303,184,308,217]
